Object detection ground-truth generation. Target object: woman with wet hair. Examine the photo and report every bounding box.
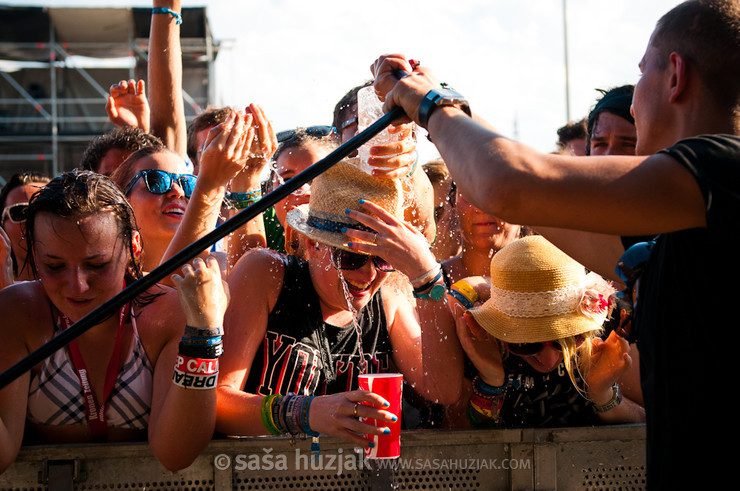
[0,170,228,473]
[0,172,51,285]
[217,161,462,448]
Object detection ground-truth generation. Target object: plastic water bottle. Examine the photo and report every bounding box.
[356,86,398,174]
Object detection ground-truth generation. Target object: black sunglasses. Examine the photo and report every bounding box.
[506,335,586,357]
[123,169,197,199]
[2,203,28,224]
[331,247,395,273]
[276,125,337,143]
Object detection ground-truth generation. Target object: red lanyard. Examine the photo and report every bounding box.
[59,303,129,440]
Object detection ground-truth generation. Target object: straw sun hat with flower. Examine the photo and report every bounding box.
[286,160,405,253]
[469,235,615,344]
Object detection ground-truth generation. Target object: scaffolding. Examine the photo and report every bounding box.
[0,6,218,184]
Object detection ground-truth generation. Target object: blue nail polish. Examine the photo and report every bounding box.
[391,415,398,422]
[344,208,351,214]
[383,428,391,435]
[367,442,375,448]
[382,399,390,407]
[347,242,354,248]
[359,198,366,204]
[341,227,348,233]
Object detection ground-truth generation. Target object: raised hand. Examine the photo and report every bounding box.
[170,256,229,329]
[585,330,632,399]
[105,79,151,132]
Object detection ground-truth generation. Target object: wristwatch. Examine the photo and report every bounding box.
[417,87,472,129]
[592,383,623,413]
[413,282,447,301]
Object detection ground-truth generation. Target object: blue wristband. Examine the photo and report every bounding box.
[152,7,182,25]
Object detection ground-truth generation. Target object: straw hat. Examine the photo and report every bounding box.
[469,235,614,343]
[286,160,405,253]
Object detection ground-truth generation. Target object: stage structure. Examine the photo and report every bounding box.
[0,6,217,184]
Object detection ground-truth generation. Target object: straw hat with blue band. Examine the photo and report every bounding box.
[286,160,405,252]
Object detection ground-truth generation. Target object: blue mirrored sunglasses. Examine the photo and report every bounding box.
[276,125,337,143]
[123,169,196,199]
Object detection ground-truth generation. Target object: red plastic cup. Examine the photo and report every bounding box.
[358,373,403,459]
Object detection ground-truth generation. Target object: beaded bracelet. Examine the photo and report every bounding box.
[224,189,262,210]
[151,7,182,25]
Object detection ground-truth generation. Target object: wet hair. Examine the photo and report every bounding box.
[652,0,740,117]
[108,146,183,195]
[332,80,372,140]
[79,126,163,174]
[0,171,50,211]
[585,85,635,155]
[555,118,587,152]
[25,170,143,284]
[187,106,233,164]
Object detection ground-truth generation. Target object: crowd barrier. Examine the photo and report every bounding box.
[1,424,646,490]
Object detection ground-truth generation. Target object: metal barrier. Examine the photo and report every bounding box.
[1,425,646,490]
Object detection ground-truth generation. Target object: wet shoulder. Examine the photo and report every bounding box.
[228,248,287,306]
[0,281,54,346]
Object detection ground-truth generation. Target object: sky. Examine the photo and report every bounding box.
[3,0,682,162]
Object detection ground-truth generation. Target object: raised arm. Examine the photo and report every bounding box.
[148,0,187,156]
[105,79,151,133]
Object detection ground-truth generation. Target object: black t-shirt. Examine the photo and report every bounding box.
[244,255,393,396]
[498,356,601,428]
[636,135,740,489]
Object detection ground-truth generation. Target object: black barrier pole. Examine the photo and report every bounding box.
[0,104,407,391]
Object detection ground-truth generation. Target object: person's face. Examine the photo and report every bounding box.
[125,152,189,246]
[98,148,130,176]
[273,143,332,226]
[589,112,637,156]
[564,138,587,157]
[310,244,391,313]
[456,191,520,252]
[518,345,564,373]
[2,182,48,265]
[632,35,669,155]
[33,212,130,322]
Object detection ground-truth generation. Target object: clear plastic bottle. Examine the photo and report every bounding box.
[356,86,398,174]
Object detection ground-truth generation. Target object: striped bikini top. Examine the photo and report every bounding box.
[27,311,153,430]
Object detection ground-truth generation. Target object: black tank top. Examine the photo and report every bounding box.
[244,255,393,396]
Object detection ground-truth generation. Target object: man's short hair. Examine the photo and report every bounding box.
[332,81,372,136]
[556,118,587,152]
[652,0,740,114]
[80,126,163,173]
[187,106,233,163]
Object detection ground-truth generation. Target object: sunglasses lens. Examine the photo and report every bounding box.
[305,125,336,138]
[9,204,28,222]
[332,249,367,270]
[179,175,197,198]
[372,257,395,272]
[143,170,173,194]
[508,343,544,356]
[276,129,296,143]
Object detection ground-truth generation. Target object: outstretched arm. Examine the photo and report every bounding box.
[370,54,706,237]
[148,0,187,156]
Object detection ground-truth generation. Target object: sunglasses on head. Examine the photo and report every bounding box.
[506,335,586,357]
[1,203,28,224]
[276,125,337,143]
[123,169,196,199]
[330,247,395,273]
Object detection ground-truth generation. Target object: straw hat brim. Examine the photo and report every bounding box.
[286,206,366,253]
[469,299,602,344]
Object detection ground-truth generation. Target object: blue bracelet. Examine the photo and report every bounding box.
[152,7,182,25]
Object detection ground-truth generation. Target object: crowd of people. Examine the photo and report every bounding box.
[1,1,737,488]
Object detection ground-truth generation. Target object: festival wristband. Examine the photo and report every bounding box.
[178,340,223,359]
[447,288,474,309]
[172,368,218,390]
[151,7,182,25]
[184,325,224,338]
[451,280,479,304]
[175,354,219,376]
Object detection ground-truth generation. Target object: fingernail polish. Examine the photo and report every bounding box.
[358,198,366,204]
[347,242,354,248]
[344,208,351,215]
[367,442,375,448]
[382,399,390,407]
[391,415,398,422]
[341,227,348,233]
[383,428,391,435]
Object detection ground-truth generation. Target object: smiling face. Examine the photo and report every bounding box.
[124,151,189,252]
[309,243,391,314]
[33,212,130,322]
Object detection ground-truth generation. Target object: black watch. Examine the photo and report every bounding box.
[417,87,471,128]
